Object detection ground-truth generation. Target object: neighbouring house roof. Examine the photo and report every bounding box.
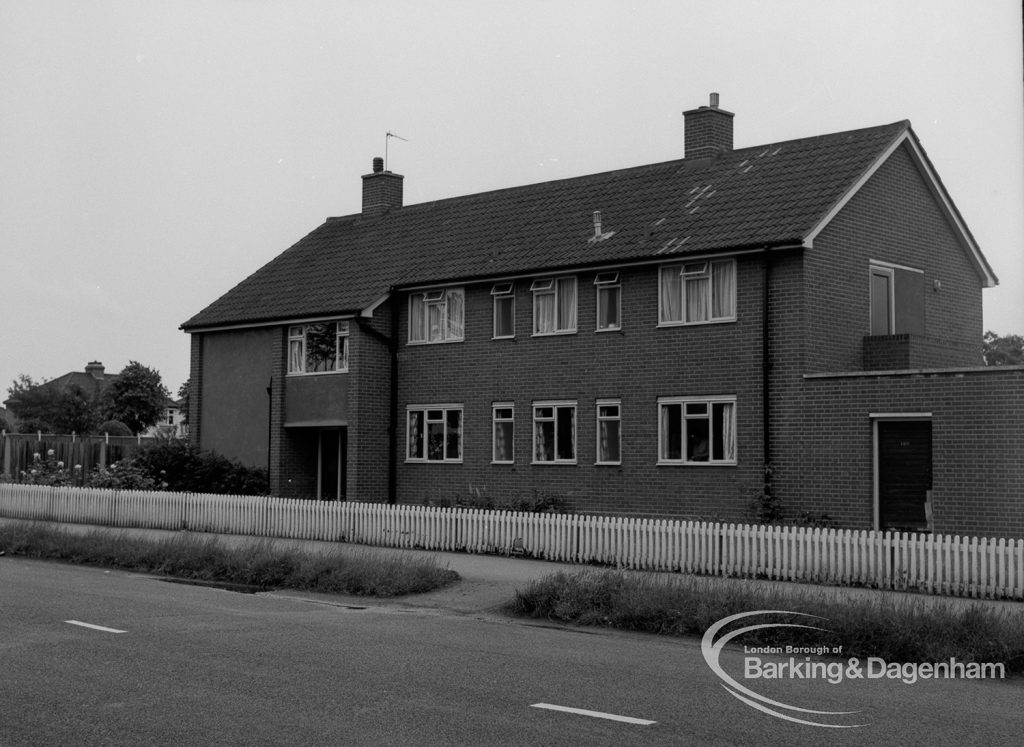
[181,119,996,332]
[2,364,119,410]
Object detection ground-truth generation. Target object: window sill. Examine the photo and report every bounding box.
[407,338,465,347]
[657,460,737,467]
[286,369,349,377]
[531,330,577,338]
[595,461,622,467]
[531,460,577,466]
[656,318,736,328]
[491,460,514,466]
[405,459,464,465]
[595,326,622,334]
[491,335,516,341]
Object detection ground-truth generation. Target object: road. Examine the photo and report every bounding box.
[2,558,1022,745]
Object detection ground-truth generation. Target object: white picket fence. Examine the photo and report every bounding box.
[2,483,1023,600]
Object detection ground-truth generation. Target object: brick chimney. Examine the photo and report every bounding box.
[85,361,105,380]
[361,157,404,217]
[683,92,734,159]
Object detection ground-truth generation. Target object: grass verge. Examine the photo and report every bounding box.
[508,569,1024,674]
[0,522,459,597]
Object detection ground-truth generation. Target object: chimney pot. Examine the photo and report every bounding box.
[372,156,384,174]
[709,92,719,108]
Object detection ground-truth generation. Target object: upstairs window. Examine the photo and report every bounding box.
[659,259,736,325]
[869,266,894,336]
[409,288,465,343]
[288,321,349,374]
[407,406,463,462]
[868,262,925,337]
[532,277,577,335]
[658,396,736,465]
[492,282,515,339]
[594,272,621,331]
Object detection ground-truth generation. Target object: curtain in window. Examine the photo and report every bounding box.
[428,302,444,342]
[661,404,682,460]
[288,338,303,373]
[410,295,425,341]
[535,420,553,461]
[659,267,682,322]
[686,276,710,322]
[721,402,735,461]
[446,289,465,339]
[535,293,556,333]
[597,286,619,329]
[712,261,736,319]
[599,419,620,462]
[557,278,576,330]
[407,411,424,459]
[494,420,512,461]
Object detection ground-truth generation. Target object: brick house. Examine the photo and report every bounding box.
[181,96,1024,538]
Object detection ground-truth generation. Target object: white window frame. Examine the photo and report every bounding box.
[869,264,895,336]
[594,272,621,332]
[408,287,465,344]
[406,405,463,463]
[657,395,737,466]
[287,321,349,375]
[595,399,622,465]
[491,282,515,339]
[492,403,515,464]
[658,259,737,326]
[532,400,577,464]
[531,276,577,336]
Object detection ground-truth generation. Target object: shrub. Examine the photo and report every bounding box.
[97,420,133,437]
[129,439,268,495]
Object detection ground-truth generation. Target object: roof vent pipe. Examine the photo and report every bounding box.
[593,210,602,239]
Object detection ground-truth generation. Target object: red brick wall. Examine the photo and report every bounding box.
[796,368,1024,539]
[393,258,769,520]
[804,143,985,374]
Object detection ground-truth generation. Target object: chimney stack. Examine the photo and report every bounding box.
[683,92,734,159]
[85,361,105,380]
[361,157,404,217]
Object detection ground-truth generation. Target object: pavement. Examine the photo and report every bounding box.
[3,517,1023,617]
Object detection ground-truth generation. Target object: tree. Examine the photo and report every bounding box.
[177,379,190,425]
[4,375,98,433]
[100,361,170,434]
[983,330,1024,366]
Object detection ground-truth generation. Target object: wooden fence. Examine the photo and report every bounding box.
[0,432,153,480]
[1,483,1022,600]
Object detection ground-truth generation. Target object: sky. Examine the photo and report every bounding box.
[1,0,1022,397]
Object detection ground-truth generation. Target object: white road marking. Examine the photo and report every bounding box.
[65,620,127,634]
[530,703,656,725]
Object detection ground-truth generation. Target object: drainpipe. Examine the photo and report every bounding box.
[762,247,773,501]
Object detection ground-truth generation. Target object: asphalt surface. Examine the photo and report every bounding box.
[3,520,1024,745]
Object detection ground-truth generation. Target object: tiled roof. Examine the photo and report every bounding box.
[181,120,912,330]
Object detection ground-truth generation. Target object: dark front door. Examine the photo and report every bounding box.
[877,420,932,531]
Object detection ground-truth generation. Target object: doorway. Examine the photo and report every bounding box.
[318,428,347,501]
[874,418,932,531]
